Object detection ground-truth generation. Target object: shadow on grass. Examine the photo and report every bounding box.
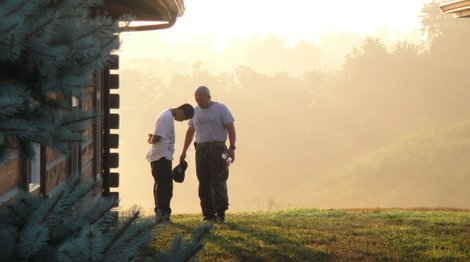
[148,210,470,261]
[206,222,334,262]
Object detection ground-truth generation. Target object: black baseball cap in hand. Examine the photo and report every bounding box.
[172,160,188,183]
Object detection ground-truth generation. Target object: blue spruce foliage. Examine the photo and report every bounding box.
[0,174,159,261]
[0,0,119,161]
[0,0,212,260]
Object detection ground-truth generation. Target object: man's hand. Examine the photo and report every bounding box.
[180,151,187,162]
[227,148,235,163]
[148,134,161,144]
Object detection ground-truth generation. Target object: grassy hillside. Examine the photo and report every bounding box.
[289,120,470,209]
[148,209,470,261]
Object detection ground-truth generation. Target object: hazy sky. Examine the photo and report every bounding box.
[116,0,444,214]
[121,0,431,51]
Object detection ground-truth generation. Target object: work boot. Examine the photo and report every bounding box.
[155,209,165,224]
[202,215,216,223]
[216,211,226,223]
[162,210,172,224]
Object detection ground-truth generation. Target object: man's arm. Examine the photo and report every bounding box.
[225,122,236,163]
[180,126,196,161]
[148,134,162,144]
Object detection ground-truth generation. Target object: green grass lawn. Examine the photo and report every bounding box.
[149,208,470,261]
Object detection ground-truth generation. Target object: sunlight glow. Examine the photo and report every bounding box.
[116,0,442,214]
[154,0,429,45]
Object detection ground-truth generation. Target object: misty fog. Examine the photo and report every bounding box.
[115,2,470,214]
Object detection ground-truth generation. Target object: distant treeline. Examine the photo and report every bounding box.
[118,2,470,210]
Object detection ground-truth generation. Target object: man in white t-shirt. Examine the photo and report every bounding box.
[147,103,194,223]
[180,86,237,223]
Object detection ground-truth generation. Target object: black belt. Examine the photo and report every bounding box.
[195,142,226,148]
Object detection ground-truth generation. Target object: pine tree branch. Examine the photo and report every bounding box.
[52,196,116,242]
[102,210,141,256]
[0,224,17,261]
[29,46,59,60]
[158,224,212,262]
[100,33,120,51]
[38,190,67,226]
[0,124,29,133]
[24,12,56,41]
[0,20,20,38]
[0,0,162,259]
[47,179,100,245]
[0,80,29,96]
[18,222,50,259]
[0,96,24,118]
[3,0,30,18]
[79,18,115,41]
[61,110,96,126]
[46,179,97,230]
[57,225,105,261]
[0,147,18,166]
[6,192,42,226]
[44,0,82,12]
[0,119,36,141]
[103,219,156,262]
[31,175,83,228]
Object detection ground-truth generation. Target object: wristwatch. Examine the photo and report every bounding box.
[229,145,236,150]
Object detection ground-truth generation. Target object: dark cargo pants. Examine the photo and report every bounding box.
[151,158,173,215]
[195,145,229,219]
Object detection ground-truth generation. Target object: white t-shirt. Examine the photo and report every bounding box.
[146,109,175,162]
[189,102,234,143]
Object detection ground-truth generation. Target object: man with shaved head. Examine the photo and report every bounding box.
[180,85,237,223]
